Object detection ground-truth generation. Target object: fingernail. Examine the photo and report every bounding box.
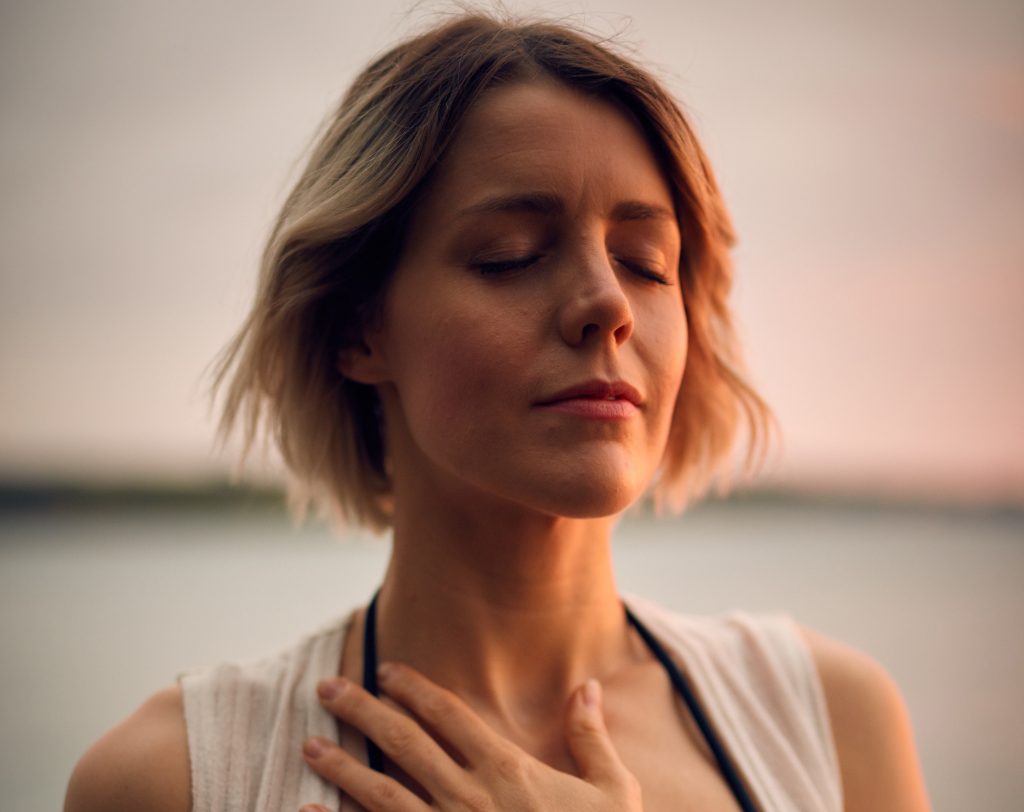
[583,678,601,709]
[303,737,330,758]
[318,678,348,701]
[377,662,394,683]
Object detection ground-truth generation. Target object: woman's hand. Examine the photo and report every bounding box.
[300,663,642,812]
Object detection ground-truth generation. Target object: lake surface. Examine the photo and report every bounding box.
[2,498,1021,810]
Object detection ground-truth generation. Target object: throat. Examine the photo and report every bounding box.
[368,571,635,728]
[359,508,640,737]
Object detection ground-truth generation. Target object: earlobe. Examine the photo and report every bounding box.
[337,339,390,385]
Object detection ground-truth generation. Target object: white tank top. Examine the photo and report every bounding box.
[179,594,842,811]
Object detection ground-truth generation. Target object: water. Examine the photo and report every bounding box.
[2,500,1021,810]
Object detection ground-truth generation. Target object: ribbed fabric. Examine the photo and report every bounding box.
[179,597,842,812]
[621,594,842,812]
[179,615,347,811]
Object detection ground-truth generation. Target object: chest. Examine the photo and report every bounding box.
[330,611,756,812]
[601,666,750,812]
[332,663,753,812]
[333,712,750,812]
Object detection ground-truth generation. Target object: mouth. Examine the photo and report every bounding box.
[535,379,644,410]
[536,379,643,407]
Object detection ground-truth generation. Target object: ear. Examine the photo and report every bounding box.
[337,334,391,385]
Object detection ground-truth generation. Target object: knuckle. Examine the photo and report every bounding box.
[420,691,457,724]
[458,787,495,812]
[378,718,415,756]
[368,776,402,807]
[492,752,529,784]
[574,714,604,737]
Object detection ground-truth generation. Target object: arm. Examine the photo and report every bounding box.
[64,684,192,812]
[799,626,931,812]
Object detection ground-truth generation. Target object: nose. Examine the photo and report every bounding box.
[557,246,634,348]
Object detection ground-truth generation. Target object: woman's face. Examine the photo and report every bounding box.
[356,78,687,519]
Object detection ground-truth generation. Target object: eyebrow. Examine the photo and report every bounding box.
[610,200,676,223]
[454,192,676,223]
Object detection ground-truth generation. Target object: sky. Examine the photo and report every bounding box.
[1,0,1022,504]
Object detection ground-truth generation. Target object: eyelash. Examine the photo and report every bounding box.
[474,255,672,286]
[475,255,542,275]
[618,259,672,286]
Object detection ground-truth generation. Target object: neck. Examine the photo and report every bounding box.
[372,498,632,741]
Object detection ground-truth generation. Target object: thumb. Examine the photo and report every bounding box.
[564,678,627,786]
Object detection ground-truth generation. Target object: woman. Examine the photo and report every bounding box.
[65,13,930,812]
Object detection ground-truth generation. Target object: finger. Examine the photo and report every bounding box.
[302,736,430,812]
[317,677,463,796]
[376,662,512,767]
[563,679,632,788]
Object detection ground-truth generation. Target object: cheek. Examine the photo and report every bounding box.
[390,304,530,436]
[645,297,688,382]
[671,318,688,390]
[640,301,688,449]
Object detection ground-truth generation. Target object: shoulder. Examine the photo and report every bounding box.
[797,624,931,812]
[64,684,191,812]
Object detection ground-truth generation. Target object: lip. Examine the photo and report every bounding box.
[536,378,638,405]
[535,379,644,408]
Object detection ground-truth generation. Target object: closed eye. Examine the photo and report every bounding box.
[474,255,543,275]
[616,257,672,286]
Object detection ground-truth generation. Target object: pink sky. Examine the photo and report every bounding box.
[1,0,1021,505]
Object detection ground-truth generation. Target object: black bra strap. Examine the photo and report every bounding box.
[362,590,385,773]
[360,590,758,811]
[624,604,759,812]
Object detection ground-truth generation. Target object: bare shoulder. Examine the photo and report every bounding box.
[797,625,931,812]
[64,684,191,812]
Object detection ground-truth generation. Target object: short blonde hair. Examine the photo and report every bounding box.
[215,13,777,532]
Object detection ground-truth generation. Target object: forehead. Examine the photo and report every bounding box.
[411,78,677,226]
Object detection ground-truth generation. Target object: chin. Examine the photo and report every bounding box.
[522,473,645,520]
[443,448,654,521]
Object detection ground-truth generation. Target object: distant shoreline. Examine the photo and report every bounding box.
[0,481,283,513]
[0,480,1020,521]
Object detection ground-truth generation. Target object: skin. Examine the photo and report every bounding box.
[64,79,932,812]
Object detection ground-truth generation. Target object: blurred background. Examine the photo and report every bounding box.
[1,0,1021,809]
